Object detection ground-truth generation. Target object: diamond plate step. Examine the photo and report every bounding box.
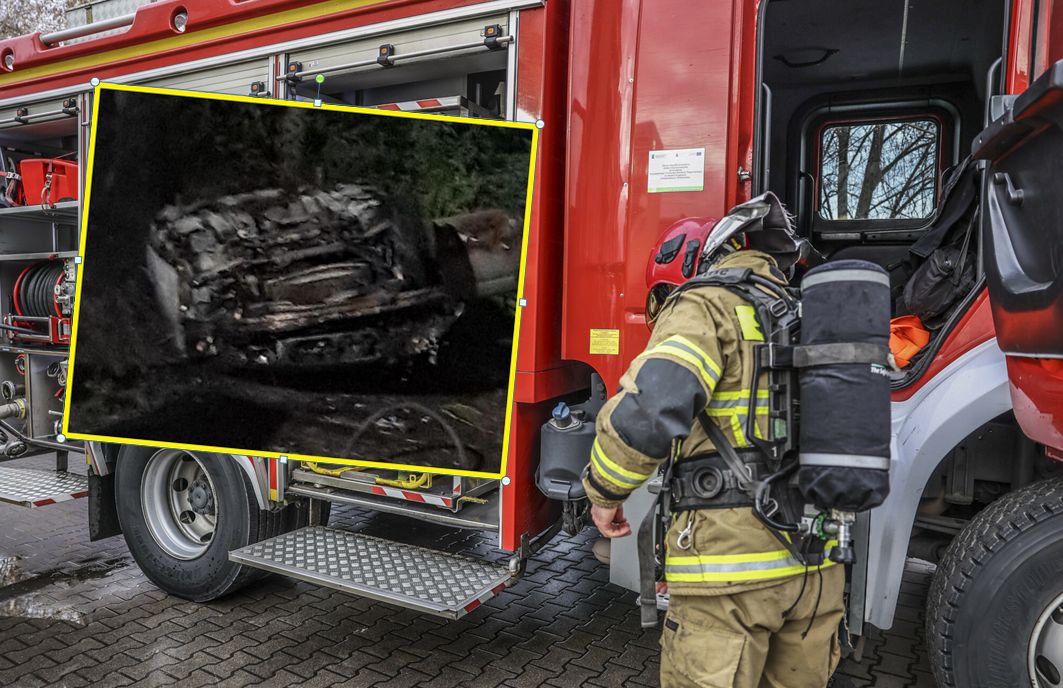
[0,467,89,507]
[229,526,513,618]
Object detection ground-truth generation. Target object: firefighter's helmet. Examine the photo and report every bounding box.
[645,192,813,323]
[644,216,718,323]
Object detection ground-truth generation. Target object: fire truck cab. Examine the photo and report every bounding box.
[1,1,1063,686]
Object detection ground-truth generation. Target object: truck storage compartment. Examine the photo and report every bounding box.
[0,95,84,507]
[285,14,510,117]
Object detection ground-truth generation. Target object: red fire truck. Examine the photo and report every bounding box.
[1,1,1063,685]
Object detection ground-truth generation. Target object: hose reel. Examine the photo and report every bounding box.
[13,261,64,318]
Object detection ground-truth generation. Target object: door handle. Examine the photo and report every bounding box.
[993,172,1024,206]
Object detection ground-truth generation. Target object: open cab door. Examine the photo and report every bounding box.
[972,59,1063,452]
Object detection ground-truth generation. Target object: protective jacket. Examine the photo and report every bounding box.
[582,250,837,596]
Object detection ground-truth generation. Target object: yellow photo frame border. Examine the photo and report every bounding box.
[62,81,539,481]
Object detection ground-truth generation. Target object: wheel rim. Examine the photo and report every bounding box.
[141,450,218,560]
[1030,591,1063,687]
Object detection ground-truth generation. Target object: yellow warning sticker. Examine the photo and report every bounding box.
[735,305,765,341]
[590,329,620,355]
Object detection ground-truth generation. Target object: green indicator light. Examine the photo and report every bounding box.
[315,74,325,84]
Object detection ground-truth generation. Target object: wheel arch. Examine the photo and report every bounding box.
[862,338,1012,630]
[228,454,270,511]
[110,447,271,511]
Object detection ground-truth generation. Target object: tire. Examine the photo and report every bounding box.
[927,477,1063,687]
[116,446,287,601]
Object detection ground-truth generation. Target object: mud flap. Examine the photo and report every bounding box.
[88,471,122,541]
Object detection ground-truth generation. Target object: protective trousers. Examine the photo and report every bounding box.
[660,564,845,688]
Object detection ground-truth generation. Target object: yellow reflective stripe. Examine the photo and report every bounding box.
[638,346,718,392]
[666,560,838,583]
[665,542,840,582]
[752,416,764,440]
[704,390,771,447]
[735,304,765,341]
[666,541,839,566]
[667,549,794,565]
[590,439,648,490]
[638,335,722,392]
[730,413,748,447]
[698,408,753,447]
[712,389,770,401]
[707,400,769,412]
[666,335,723,377]
[703,407,767,417]
[593,439,650,481]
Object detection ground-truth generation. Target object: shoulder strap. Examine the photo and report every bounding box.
[677,266,754,289]
[697,412,755,495]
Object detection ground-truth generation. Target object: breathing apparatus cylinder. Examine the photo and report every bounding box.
[797,259,892,513]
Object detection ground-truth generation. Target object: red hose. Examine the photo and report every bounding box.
[11,263,31,317]
[53,270,63,317]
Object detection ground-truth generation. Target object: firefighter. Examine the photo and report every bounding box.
[582,195,845,688]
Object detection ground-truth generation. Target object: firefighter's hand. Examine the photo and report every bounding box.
[591,505,632,538]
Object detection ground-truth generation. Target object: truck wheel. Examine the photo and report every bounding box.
[927,477,1063,687]
[115,447,284,602]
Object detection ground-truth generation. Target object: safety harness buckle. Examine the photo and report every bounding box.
[759,342,793,369]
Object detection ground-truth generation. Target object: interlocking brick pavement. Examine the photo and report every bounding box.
[0,454,936,687]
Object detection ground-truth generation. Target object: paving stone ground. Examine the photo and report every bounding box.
[0,454,935,687]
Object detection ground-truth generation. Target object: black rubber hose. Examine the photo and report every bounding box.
[16,262,63,317]
[342,401,471,469]
[753,461,802,533]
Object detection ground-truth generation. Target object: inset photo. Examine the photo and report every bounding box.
[65,85,536,478]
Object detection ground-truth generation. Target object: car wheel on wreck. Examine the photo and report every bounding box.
[926,477,1063,687]
[115,446,317,601]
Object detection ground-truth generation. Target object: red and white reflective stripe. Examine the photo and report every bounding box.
[461,582,508,615]
[375,97,458,112]
[31,489,88,507]
[369,484,452,508]
[266,458,278,502]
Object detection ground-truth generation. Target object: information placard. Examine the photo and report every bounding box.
[648,148,706,193]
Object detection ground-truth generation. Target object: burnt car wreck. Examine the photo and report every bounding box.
[147,184,521,371]
[72,185,521,473]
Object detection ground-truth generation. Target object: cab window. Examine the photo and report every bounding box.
[818,119,939,221]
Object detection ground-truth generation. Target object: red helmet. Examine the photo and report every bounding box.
[644,216,719,323]
[644,193,814,324]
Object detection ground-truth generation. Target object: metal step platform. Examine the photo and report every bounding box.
[229,526,513,618]
[0,467,89,507]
